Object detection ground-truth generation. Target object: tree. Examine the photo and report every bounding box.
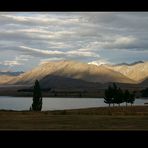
[124,90,130,107]
[30,80,42,111]
[116,88,124,106]
[104,83,135,108]
[112,83,118,106]
[113,83,117,90]
[141,88,148,97]
[129,93,135,106]
[104,85,113,107]
[104,83,123,107]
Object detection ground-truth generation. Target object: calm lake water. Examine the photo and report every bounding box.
[0,96,147,111]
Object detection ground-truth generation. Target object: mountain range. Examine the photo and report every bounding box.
[113,61,144,66]
[0,60,148,89]
[6,60,135,84]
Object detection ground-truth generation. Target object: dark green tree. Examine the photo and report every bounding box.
[124,90,130,107]
[116,88,124,106]
[104,85,113,107]
[30,80,42,111]
[104,83,135,108]
[129,92,135,106]
[112,83,118,106]
[141,88,148,97]
[113,83,117,90]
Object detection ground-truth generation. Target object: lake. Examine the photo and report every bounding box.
[0,96,147,111]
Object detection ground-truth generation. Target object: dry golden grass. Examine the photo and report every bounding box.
[0,106,148,130]
[48,105,148,116]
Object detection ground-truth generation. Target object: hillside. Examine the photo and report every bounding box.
[39,75,105,90]
[0,75,16,84]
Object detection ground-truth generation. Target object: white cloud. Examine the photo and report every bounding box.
[15,55,33,61]
[67,50,100,57]
[17,28,48,34]
[91,36,137,50]
[114,36,136,45]
[20,46,64,55]
[1,14,27,21]
[2,60,22,66]
[88,59,111,66]
[0,55,34,68]
[19,45,99,58]
[39,57,65,65]
[1,13,81,26]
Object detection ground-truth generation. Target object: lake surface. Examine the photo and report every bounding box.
[0,96,147,111]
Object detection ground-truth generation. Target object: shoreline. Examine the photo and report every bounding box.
[0,105,147,113]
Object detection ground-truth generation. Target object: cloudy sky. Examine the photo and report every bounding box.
[0,12,148,71]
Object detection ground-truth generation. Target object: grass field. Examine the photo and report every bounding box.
[0,106,148,130]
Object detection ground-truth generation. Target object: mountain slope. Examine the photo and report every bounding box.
[39,75,104,90]
[104,61,148,82]
[0,75,16,84]
[8,60,135,85]
[0,71,24,84]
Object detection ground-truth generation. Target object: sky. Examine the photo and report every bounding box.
[0,12,148,71]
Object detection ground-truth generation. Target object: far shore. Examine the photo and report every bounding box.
[0,83,146,98]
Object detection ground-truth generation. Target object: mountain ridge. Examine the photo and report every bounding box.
[1,60,148,86]
[113,61,144,66]
[6,60,135,85]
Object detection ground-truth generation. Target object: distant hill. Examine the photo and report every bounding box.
[114,61,144,66]
[0,75,16,84]
[7,60,135,85]
[0,71,24,85]
[39,75,143,91]
[39,75,104,90]
[0,71,24,76]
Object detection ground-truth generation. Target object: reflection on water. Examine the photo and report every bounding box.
[0,96,147,111]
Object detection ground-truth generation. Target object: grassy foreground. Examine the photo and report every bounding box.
[0,106,148,130]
